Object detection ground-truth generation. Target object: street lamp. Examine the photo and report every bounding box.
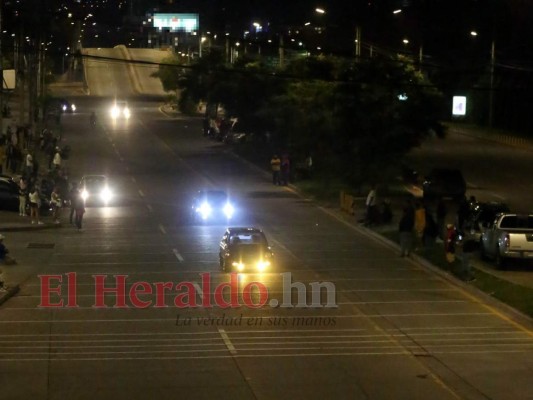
[393,9,402,14]
[315,8,325,14]
[470,31,496,127]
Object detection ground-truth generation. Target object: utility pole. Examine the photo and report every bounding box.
[488,40,495,129]
[0,0,3,137]
[278,35,284,68]
[355,26,361,61]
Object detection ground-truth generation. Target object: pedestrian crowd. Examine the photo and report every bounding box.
[0,122,84,230]
[397,194,476,281]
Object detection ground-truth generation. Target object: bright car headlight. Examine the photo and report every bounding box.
[81,189,89,201]
[62,104,67,111]
[100,187,113,203]
[198,202,212,219]
[124,108,131,119]
[257,260,271,271]
[71,104,76,112]
[111,106,119,118]
[223,203,234,218]
[232,262,245,271]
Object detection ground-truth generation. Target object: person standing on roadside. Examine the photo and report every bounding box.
[364,184,377,226]
[0,142,5,174]
[25,151,34,178]
[414,201,426,249]
[436,198,447,240]
[280,154,291,185]
[270,154,281,185]
[19,177,28,217]
[53,147,62,171]
[29,187,44,225]
[399,203,415,257]
[51,186,62,224]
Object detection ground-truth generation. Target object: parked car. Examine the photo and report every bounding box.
[464,202,510,242]
[423,168,466,201]
[480,213,533,268]
[0,175,20,211]
[0,175,51,214]
[219,227,273,272]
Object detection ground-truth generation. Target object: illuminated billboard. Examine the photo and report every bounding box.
[153,13,199,33]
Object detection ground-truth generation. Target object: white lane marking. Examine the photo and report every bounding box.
[0,313,494,324]
[146,204,153,212]
[173,249,184,262]
[138,190,145,198]
[159,224,167,235]
[131,176,136,183]
[218,328,237,354]
[3,349,532,362]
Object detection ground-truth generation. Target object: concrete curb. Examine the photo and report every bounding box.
[0,285,20,306]
[1,224,62,233]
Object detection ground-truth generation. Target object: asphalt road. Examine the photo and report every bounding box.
[0,99,532,399]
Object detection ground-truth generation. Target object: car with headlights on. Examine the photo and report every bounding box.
[219,227,273,272]
[191,190,235,222]
[79,175,114,206]
[110,100,131,119]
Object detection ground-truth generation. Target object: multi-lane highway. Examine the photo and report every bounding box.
[0,97,532,399]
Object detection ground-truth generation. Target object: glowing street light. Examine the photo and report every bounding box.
[393,9,402,14]
[470,31,478,37]
[315,8,325,14]
[402,38,409,44]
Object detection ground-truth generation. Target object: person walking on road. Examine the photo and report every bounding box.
[270,155,281,185]
[29,187,43,225]
[68,184,79,225]
[74,193,86,231]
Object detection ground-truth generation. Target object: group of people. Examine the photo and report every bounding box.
[270,154,291,186]
[0,125,34,175]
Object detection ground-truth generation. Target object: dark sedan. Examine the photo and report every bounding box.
[423,168,466,201]
[219,227,273,272]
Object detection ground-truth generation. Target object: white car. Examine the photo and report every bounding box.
[110,101,131,119]
[79,175,114,206]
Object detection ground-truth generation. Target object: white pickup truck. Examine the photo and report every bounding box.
[480,214,533,268]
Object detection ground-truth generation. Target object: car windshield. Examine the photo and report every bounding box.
[201,191,227,204]
[83,177,106,189]
[500,216,533,229]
